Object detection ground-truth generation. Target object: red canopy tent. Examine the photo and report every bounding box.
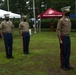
[37,8,63,32]
[38,8,63,18]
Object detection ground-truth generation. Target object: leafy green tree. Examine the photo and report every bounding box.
[0,0,75,18]
[51,0,75,13]
[0,0,6,10]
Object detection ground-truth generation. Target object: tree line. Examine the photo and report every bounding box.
[0,0,75,18]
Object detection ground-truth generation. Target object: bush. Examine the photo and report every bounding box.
[12,18,76,29]
[40,18,76,29]
[71,18,76,29]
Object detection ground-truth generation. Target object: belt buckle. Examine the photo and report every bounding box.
[8,32,11,33]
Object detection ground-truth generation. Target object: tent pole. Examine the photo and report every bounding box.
[39,18,41,32]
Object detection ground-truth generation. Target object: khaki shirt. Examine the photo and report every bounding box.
[57,16,71,35]
[19,21,30,34]
[0,20,14,33]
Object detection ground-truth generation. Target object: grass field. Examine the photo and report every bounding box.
[0,29,76,75]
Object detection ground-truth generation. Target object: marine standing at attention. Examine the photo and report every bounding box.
[0,15,14,59]
[19,15,30,54]
[56,6,74,70]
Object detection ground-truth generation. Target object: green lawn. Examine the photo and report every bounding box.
[0,29,76,75]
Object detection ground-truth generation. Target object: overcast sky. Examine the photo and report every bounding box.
[2,0,4,1]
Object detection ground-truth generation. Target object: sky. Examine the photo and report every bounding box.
[2,0,4,1]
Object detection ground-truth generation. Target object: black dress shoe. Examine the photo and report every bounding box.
[7,56,10,58]
[10,56,14,58]
[61,67,70,71]
[24,52,30,54]
[67,66,74,69]
[7,56,14,59]
[7,57,10,59]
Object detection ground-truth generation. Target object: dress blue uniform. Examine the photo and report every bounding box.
[22,32,30,54]
[56,6,74,70]
[0,15,14,58]
[19,16,30,54]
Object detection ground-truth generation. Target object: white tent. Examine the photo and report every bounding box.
[0,9,21,18]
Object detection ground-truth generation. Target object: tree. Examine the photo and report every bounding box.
[0,0,75,18]
[9,0,28,14]
[0,0,6,10]
[51,0,75,13]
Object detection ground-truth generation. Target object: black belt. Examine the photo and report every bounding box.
[22,31,29,33]
[3,32,12,34]
[61,34,70,36]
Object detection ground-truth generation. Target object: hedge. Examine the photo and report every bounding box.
[0,18,75,29]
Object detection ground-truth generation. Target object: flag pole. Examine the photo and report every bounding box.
[33,0,36,33]
[7,0,9,11]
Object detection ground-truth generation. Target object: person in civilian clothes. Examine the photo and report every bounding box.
[0,15,14,59]
[56,6,74,70]
[19,15,30,54]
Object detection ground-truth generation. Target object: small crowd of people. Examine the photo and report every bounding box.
[0,15,30,57]
[0,6,74,71]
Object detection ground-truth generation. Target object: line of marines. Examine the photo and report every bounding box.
[0,6,74,71]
